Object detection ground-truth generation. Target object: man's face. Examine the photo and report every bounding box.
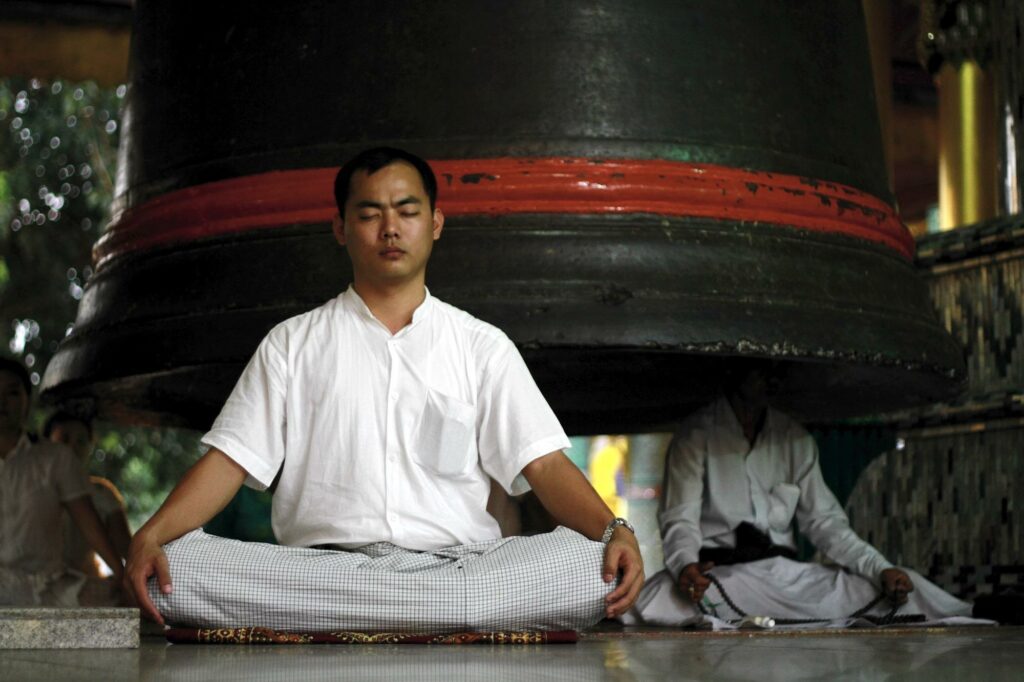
[734,368,770,414]
[50,420,93,461]
[0,371,28,435]
[333,161,444,288]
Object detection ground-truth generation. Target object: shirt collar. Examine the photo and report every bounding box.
[341,285,434,336]
[715,395,773,452]
[2,432,31,460]
[715,395,744,438]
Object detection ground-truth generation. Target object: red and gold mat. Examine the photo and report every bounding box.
[166,627,577,645]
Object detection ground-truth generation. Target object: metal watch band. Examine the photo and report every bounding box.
[601,517,635,544]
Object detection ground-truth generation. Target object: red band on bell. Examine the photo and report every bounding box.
[94,158,913,270]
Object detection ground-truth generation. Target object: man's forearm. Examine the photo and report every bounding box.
[66,496,124,578]
[106,511,133,560]
[521,450,615,540]
[135,448,248,546]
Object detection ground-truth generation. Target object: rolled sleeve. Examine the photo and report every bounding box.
[201,330,288,490]
[476,337,570,495]
[658,424,707,581]
[791,431,894,581]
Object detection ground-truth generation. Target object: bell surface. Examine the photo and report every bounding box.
[43,0,964,433]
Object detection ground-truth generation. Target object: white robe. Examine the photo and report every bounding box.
[626,398,979,629]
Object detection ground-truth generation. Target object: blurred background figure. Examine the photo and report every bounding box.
[45,411,132,577]
[0,358,123,606]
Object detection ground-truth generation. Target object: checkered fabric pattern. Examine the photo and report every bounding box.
[150,527,611,632]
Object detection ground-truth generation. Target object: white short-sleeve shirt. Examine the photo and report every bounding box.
[0,435,91,574]
[202,287,570,551]
[658,397,893,582]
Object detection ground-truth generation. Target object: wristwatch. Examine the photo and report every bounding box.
[601,517,635,544]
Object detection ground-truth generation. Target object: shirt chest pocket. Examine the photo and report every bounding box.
[415,388,477,476]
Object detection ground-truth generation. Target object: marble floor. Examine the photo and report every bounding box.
[1,627,1022,681]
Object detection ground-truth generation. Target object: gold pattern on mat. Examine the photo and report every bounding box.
[197,627,312,644]
[177,626,564,645]
[326,632,409,644]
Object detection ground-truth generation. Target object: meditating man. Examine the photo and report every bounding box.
[124,147,644,632]
[628,362,972,627]
[0,359,124,606]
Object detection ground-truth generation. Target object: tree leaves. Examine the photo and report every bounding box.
[3,76,200,529]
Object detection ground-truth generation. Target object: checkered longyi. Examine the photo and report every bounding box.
[150,527,612,632]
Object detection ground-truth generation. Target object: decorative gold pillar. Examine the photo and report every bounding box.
[938,60,998,229]
[922,1,999,231]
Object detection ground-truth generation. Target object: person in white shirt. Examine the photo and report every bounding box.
[46,412,132,578]
[627,362,972,627]
[0,359,124,606]
[123,147,644,632]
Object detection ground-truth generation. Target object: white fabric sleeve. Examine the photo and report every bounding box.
[475,337,570,496]
[52,446,91,503]
[791,429,893,581]
[657,423,707,582]
[201,329,288,490]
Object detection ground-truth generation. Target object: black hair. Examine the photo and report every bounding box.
[721,357,782,394]
[0,357,31,397]
[333,147,438,213]
[43,410,93,439]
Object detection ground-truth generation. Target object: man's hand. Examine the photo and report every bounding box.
[602,527,644,618]
[880,567,913,605]
[124,532,173,625]
[678,561,714,603]
[117,447,247,624]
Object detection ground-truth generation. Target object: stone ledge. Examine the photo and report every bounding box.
[0,607,139,649]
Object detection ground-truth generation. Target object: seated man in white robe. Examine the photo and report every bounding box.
[123,147,644,633]
[629,362,973,628]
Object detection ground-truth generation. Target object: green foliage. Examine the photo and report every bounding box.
[2,76,200,530]
[0,76,120,376]
[91,425,202,531]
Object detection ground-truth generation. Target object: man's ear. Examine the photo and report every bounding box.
[331,212,346,246]
[432,207,444,241]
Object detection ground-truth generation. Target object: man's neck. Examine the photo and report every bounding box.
[352,279,427,335]
[0,429,23,460]
[726,395,766,448]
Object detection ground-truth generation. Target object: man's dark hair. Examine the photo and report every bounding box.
[0,357,31,397]
[333,147,438,213]
[43,410,93,439]
[721,357,783,395]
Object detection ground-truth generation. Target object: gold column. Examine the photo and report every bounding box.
[938,60,998,229]
[923,0,1000,231]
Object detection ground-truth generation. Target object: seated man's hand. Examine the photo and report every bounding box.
[603,527,644,618]
[880,567,913,605]
[124,532,172,625]
[678,561,714,604]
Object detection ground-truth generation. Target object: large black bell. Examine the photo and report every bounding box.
[43,0,964,434]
